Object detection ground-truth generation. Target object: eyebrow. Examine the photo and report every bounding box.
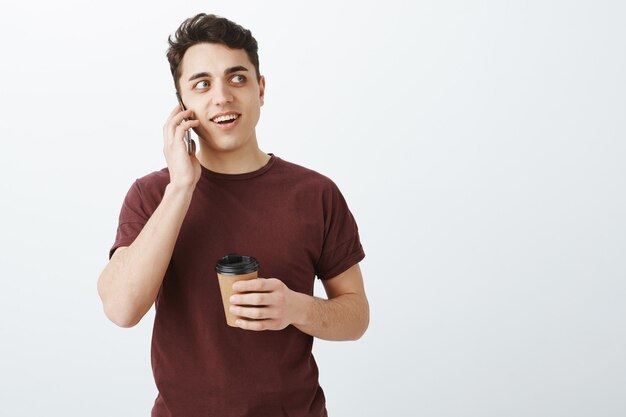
[188,66,249,82]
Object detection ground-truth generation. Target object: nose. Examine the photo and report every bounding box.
[211,81,234,106]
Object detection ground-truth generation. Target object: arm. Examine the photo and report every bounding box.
[230,264,370,341]
[97,105,201,328]
[97,183,194,327]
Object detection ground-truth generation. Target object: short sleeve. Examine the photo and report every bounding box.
[109,180,151,259]
[314,182,365,280]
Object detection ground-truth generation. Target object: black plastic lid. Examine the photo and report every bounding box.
[215,254,259,275]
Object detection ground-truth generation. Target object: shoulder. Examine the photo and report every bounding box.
[123,168,170,206]
[135,167,170,188]
[273,157,338,192]
[115,168,170,221]
[133,168,170,193]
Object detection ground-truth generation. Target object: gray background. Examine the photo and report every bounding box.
[1,0,625,415]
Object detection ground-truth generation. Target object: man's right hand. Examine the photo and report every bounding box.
[163,104,202,188]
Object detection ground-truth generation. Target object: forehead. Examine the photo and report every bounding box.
[180,43,252,78]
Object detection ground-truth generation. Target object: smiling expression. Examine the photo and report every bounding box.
[178,42,265,154]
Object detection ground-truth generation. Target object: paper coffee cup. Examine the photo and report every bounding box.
[215,254,259,327]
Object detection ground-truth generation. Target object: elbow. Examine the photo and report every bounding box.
[353,315,369,341]
[350,300,370,341]
[103,302,142,328]
[98,285,143,328]
[97,272,144,328]
[104,303,143,328]
[115,318,140,329]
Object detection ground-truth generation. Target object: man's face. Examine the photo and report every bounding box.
[178,43,265,153]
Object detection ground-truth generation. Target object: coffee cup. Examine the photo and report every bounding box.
[215,254,259,327]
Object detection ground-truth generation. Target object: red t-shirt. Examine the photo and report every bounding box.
[110,155,365,417]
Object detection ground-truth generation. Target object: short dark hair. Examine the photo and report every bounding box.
[166,13,261,93]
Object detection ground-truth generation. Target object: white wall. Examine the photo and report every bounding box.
[1,1,624,416]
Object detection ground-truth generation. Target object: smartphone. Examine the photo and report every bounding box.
[176,92,196,155]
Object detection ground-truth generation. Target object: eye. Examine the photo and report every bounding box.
[231,74,246,84]
[194,80,210,89]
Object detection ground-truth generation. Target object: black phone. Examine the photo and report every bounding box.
[176,93,196,155]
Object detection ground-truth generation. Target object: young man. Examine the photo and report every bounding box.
[98,13,368,417]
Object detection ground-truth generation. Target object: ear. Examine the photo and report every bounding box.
[259,75,266,106]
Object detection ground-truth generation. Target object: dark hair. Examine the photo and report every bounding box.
[166,13,260,92]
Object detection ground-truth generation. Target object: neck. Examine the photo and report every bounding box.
[197,146,271,175]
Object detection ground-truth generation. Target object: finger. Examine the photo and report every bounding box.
[164,109,194,139]
[174,118,200,134]
[169,120,200,145]
[166,104,191,120]
[168,104,182,118]
[235,318,273,331]
[163,105,186,132]
[163,104,181,124]
[232,278,275,293]
[231,305,276,320]
[169,111,194,140]
[172,109,194,126]
[229,292,269,306]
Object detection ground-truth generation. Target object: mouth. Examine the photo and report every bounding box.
[210,112,241,128]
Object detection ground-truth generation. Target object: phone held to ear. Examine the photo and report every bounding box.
[176,93,196,155]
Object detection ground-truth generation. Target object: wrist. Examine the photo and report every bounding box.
[165,181,196,195]
[290,290,314,328]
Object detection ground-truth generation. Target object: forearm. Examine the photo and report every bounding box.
[98,183,194,327]
[292,292,370,341]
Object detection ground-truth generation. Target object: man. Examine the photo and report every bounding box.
[98,13,368,417]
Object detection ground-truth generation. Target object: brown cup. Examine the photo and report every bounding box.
[215,254,259,327]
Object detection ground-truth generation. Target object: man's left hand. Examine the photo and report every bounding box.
[229,278,305,331]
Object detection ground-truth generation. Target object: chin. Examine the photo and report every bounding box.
[204,139,246,153]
